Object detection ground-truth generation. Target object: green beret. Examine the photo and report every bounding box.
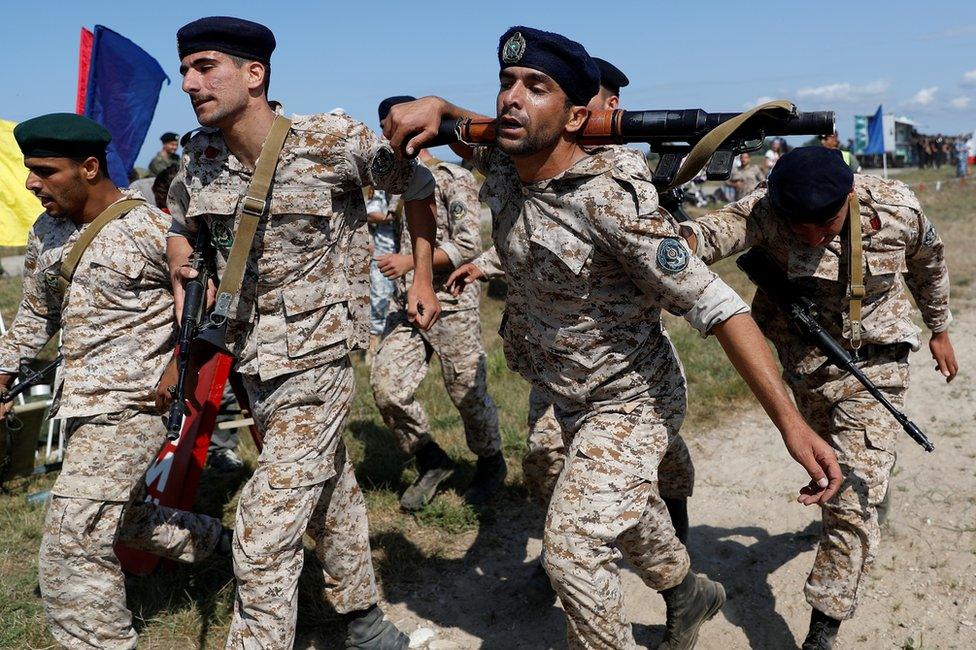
[14,113,112,159]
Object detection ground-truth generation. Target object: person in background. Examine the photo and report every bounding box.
[149,132,180,176]
[765,138,783,172]
[820,131,861,173]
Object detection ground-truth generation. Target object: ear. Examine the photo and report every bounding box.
[564,105,590,134]
[246,61,267,94]
[606,95,620,110]
[79,156,101,182]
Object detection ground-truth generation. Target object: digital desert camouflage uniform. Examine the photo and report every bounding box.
[0,192,224,649]
[370,159,500,459]
[168,109,424,648]
[686,174,951,620]
[472,144,748,648]
[472,146,695,505]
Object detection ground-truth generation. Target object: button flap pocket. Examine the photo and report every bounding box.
[865,249,907,276]
[529,222,592,275]
[282,277,350,317]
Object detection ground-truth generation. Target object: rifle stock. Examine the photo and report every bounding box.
[736,248,934,452]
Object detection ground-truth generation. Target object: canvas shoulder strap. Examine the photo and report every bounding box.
[846,192,865,348]
[210,115,292,325]
[56,198,146,292]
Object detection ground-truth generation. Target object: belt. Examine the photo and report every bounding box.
[847,342,911,362]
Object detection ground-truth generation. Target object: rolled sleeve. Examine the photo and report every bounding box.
[473,246,505,280]
[682,278,750,336]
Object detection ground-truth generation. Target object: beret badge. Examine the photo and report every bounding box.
[502,31,526,64]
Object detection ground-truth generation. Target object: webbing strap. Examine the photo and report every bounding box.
[668,99,796,189]
[210,115,292,325]
[847,192,865,348]
[56,198,146,292]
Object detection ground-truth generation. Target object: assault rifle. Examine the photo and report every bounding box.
[379,98,835,220]
[736,248,934,452]
[1,355,62,430]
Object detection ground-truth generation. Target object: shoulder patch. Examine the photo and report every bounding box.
[449,200,466,218]
[656,237,690,274]
[370,147,395,178]
[923,223,938,246]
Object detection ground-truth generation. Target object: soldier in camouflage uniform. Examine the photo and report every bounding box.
[0,113,227,649]
[463,59,695,557]
[166,17,439,649]
[370,146,504,511]
[385,26,842,650]
[683,146,957,650]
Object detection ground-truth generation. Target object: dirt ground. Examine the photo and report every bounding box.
[302,302,976,649]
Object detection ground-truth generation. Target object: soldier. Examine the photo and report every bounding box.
[726,152,764,201]
[385,26,842,649]
[165,17,439,649]
[148,131,180,176]
[370,133,504,511]
[0,113,229,649]
[681,146,957,649]
[454,56,695,544]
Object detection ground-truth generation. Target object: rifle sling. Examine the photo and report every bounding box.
[668,99,795,190]
[847,192,864,348]
[210,114,293,325]
[56,198,147,292]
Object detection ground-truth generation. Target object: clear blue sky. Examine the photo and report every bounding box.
[3,0,974,168]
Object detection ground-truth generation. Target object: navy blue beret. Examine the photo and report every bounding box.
[177,16,276,65]
[767,146,855,223]
[593,57,629,94]
[498,26,600,107]
[14,113,111,159]
[378,95,416,122]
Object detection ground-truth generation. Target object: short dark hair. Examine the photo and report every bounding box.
[227,54,270,95]
[71,152,110,179]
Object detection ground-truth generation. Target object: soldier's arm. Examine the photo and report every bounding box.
[0,227,60,378]
[438,171,482,270]
[903,206,957,380]
[681,189,767,265]
[165,158,203,321]
[382,96,487,161]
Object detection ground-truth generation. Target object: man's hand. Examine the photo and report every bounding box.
[155,357,179,413]
[407,281,441,331]
[166,236,216,325]
[781,423,843,505]
[376,253,414,279]
[929,330,958,382]
[445,262,485,296]
[382,96,449,157]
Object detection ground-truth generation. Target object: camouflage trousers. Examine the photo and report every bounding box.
[543,397,691,649]
[791,351,908,621]
[229,359,378,649]
[370,308,501,457]
[39,410,223,649]
[523,386,695,505]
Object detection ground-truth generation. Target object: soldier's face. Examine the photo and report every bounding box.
[180,51,252,128]
[24,157,91,219]
[789,195,852,247]
[163,140,178,155]
[496,67,575,156]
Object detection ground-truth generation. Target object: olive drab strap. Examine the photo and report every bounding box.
[668,99,796,190]
[209,115,292,326]
[56,198,147,292]
[846,192,865,349]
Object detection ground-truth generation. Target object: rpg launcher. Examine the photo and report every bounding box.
[736,248,934,453]
[378,98,835,220]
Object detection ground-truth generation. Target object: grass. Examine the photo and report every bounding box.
[0,164,971,647]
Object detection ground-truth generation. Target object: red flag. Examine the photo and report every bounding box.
[75,28,94,114]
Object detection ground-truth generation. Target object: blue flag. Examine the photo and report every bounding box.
[83,26,169,186]
[864,104,885,155]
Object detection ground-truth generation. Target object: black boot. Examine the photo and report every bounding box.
[658,572,726,649]
[664,497,689,546]
[463,451,507,506]
[801,608,840,650]
[344,605,409,649]
[400,441,455,511]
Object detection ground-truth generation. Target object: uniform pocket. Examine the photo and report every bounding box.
[282,278,350,359]
[86,251,148,312]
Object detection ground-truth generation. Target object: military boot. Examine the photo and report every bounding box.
[463,451,507,506]
[400,441,455,511]
[344,605,409,650]
[664,497,689,546]
[801,608,841,650]
[658,572,726,649]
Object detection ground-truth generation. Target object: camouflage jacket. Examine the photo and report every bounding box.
[0,192,174,418]
[168,110,420,381]
[687,174,952,375]
[474,145,747,407]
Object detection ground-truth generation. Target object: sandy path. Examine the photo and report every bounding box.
[306,300,976,650]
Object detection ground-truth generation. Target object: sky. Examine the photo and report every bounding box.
[2,0,975,168]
